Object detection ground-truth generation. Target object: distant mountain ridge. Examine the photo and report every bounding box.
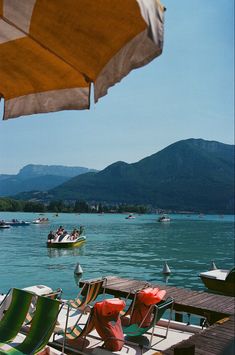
[17,164,93,178]
[0,164,97,196]
[48,139,234,213]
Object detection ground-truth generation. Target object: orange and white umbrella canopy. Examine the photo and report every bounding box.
[0,0,165,120]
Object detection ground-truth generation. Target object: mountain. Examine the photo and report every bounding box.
[0,164,97,197]
[48,139,234,213]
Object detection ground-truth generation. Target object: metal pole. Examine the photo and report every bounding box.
[62,305,70,355]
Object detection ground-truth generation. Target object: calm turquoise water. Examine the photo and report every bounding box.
[0,212,234,299]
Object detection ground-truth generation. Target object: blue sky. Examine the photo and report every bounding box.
[0,0,234,174]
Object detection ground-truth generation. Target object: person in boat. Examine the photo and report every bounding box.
[47,231,55,242]
[56,226,64,235]
[79,226,84,235]
[58,230,68,242]
[70,229,77,240]
[71,229,78,240]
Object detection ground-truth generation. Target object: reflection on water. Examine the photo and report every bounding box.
[46,264,67,270]
[74,274,83,286]
[162,274,170,285]
[47,245,86,258]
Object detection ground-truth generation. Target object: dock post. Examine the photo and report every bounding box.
[175,312,183,322]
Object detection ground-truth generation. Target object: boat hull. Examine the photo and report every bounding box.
[47,236,86,248]
[5,222,31,226]
[200,276,235,296]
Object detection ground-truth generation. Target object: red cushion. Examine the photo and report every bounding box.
[100,298,125,316]
[138,288,166,306]
[94,298,126,351]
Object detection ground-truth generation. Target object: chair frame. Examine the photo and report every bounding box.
[53,304,95,354]
[67,277,107,310]
[54,277,107,353]
[122,296,174,350]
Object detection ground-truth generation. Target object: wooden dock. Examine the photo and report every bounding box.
[164,315,235,355]
[80,275,235,354]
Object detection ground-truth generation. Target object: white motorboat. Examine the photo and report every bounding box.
[158,215,171,222]
[32,217,49,224]
[0,223,10,229]
[5,219,31,226]
[125,214,135,219]
[200,267,235,296]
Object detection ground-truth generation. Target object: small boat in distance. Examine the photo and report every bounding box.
[158,215,171,222]
[32,217,49,224]
[200,267,235,296]
[0,221,10,229]
[125,214,135,219]
[5,219,31,226]
[47,226,86,248]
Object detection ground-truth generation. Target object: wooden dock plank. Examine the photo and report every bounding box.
[163,316,235,355]
[80,276,235,318]
[181,293,234,312]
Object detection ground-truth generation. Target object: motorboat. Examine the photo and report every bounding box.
[32,217,49,224]
[0,222,10,229]
[4,219,31,226]
[158,215,171,222]
[199,267,235,296]
[125,214,135,219]
[47,227,86,248]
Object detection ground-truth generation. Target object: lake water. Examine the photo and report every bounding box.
[0,212,234,299]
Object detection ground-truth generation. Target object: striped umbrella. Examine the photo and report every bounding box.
[0,0,165,120]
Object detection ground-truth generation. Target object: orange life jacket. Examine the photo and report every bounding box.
[130,288,166,327]
[94,298,125,351]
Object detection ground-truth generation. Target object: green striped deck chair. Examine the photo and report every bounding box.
[54,306,95,340]
[0,295,62,355]
[53,305,95,353]
[0,288,33,343]
[67,277,107,310]
[123,297,174,349]
[24,288,62,326]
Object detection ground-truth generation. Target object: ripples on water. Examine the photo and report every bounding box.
[0,212,234,298]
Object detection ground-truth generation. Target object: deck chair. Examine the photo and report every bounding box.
[66,277,107,310]
[123,297,174,347]
[52,279,107,350]
[53,298,126,353]
[24,288,63,327]
[53,304,96,353]
[121,287,174,349]
[0,295,62,354]
[0,288,33,343]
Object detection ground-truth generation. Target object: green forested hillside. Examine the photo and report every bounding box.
[49,139,234,213]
